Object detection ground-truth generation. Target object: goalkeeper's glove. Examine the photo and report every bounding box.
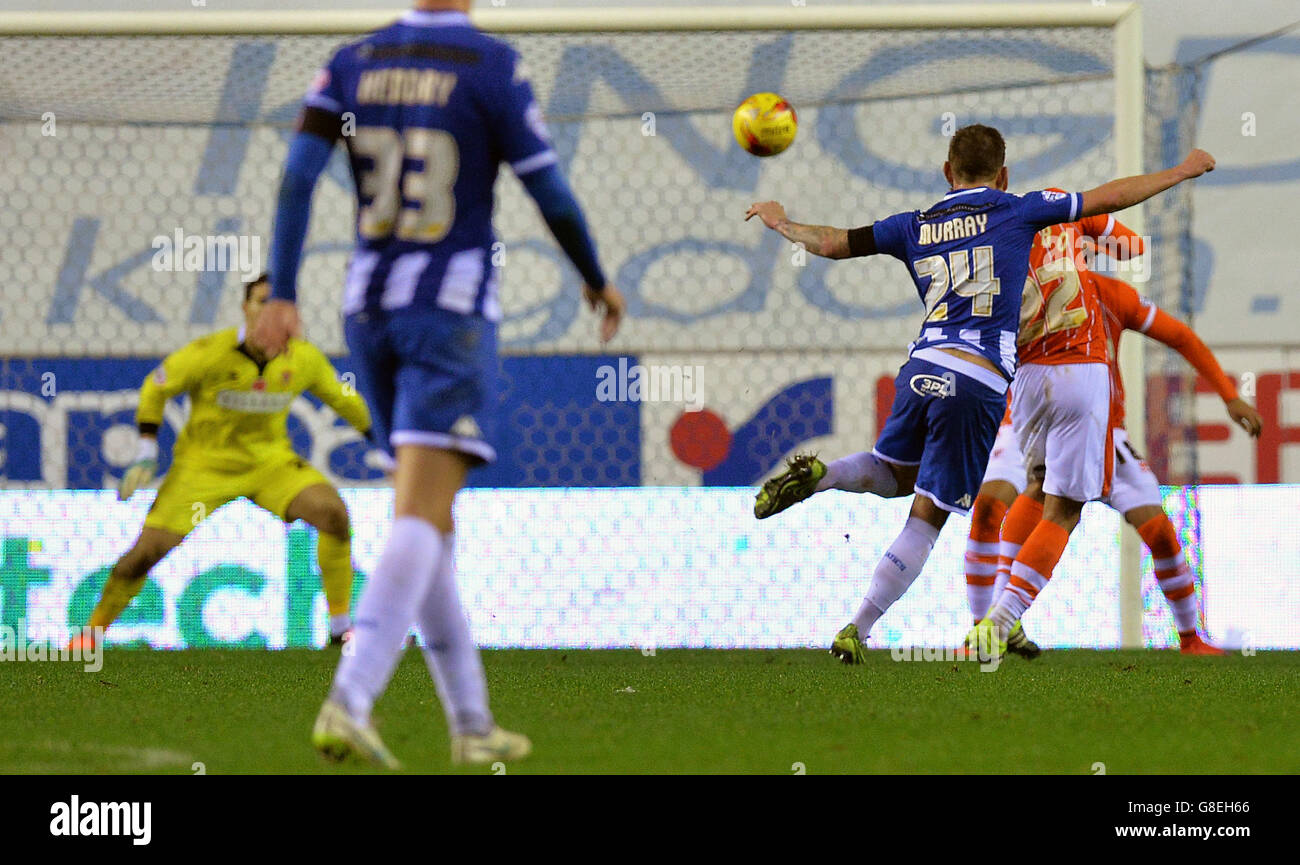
[118,437,159,501]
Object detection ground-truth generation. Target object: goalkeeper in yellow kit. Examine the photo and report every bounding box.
[72,275,372,649]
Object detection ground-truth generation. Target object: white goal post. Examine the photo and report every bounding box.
[0,3,1148,646]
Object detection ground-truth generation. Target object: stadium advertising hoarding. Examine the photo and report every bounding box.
[0,355,1292,489]
[3,486,1296,651]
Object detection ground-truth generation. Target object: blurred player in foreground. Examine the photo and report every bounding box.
[71,275,371,649]
[255,0,624,768]
[748,124,1215,664]
[966,266,1261,655]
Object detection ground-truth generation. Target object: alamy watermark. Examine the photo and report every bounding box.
[151,228,261,280]
[596,358,704,411]
[50,795,150,846]
[891,641,1002,672]
[0,622,103,672]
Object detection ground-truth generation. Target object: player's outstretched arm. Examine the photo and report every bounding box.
[118,433,158,502]
[121,344,194,500]
[745,201,852,259]
[1078,149,1215,218]
[1143,307,1263,437]
[519,164,623,343]
[254,129,335,356]
[1225,397,1263,437]
[305,344,373,436]
[582,283,624,344]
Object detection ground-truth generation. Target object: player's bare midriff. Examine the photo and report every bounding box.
[937,346,1004,377]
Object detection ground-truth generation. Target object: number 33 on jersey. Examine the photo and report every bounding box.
[299,28,557,320]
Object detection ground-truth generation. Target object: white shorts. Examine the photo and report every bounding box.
[1010,362,1113,503]
[980,422,1027,492]
[1104,427,1163,515]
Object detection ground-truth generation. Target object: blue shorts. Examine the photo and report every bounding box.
[873,354,1007,515]
[344,308,500,464]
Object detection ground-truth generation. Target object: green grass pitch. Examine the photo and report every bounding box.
[4,648,1296,774]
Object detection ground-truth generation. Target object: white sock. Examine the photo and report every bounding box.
[418,532,493,737]
[328,613,352,638]
[1168,593,1201,634]
[965,580,995,625]
[331,516,441,723]
[964,535,999,621]
[992,536,1021,599]
[816,452,899,496]
[992,567,1010,599]
[987,569,1039,637]
[987,598,1022,636]
[851,517,941,636]
[1152,550,1201,633]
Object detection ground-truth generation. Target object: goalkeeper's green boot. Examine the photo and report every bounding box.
[830,623,869,665]
[754,453,827,519]
[1006,619,1042,659]
[963,618,1007,664]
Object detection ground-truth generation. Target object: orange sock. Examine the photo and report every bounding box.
[993,520,1070,627]
[964,493,1008,621]
[994,495,1043,597]
[1136,513,1200,634]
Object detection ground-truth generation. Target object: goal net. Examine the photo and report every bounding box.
[0,5,1203,649]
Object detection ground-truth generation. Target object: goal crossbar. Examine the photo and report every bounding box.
[0,4,1136,36]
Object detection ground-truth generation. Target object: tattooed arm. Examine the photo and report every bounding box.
[744,201,861,259]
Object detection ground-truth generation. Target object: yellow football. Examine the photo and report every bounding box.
[732,92,798,157]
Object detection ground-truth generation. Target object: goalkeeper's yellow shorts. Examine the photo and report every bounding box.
[144,453,332,537]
